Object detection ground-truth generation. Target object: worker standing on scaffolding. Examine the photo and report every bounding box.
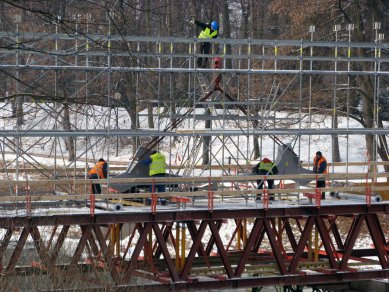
[190,17,219,68]
[141,150,167,193]
[252,158,278,201]
[89,158,108,194]
[313,151,327,199]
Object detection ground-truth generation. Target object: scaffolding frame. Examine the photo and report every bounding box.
[0,29,388,195]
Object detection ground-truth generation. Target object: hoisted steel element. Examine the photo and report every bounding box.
[275,144,313,185]
[213,57,222,69]
[212,57,223,88]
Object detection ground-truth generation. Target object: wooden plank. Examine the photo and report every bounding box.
[3,161,389,173]
[1,171,389,187]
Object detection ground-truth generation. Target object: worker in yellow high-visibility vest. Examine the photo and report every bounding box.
[141,150,167,193]
[190,18,219,68]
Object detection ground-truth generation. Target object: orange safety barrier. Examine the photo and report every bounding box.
[303,191,321,208]
[170,196,191,203]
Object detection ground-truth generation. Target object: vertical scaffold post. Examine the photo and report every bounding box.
[175,222,180,270]
[315,174,321,208]
[365,173,372,206]
[237,222,242,250]
[208,177,214,211]
[365,150,372,206]
[180,222,186,269]
[151,179,157,213]
[110,224,119,256]
[26,183,31,217]
[90,193,95,217]
[263,176,269,210]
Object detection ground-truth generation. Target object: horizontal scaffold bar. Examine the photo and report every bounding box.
[1,128,389,137]
[1,64,388,75]
[2,161,389,173]
[1,31,388,49]
[1,171,389,186]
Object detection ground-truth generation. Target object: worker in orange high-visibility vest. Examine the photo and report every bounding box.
[313,151,327,199]
[88,158,108,194]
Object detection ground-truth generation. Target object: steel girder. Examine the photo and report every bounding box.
[0,204,388,290]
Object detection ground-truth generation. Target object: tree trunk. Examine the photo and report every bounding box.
[332,113,341,162]
[220,1,232,69]
[202,108,211,165]
[252,134,260,160]
[62,101,75,162]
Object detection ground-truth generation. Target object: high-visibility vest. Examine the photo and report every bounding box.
[258,161,276,174]
[313,156,327,174]
[198,27,218,39]
[149,153,166,176]
[89,161,106,178]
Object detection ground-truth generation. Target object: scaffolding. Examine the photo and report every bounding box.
[0,27,389,197]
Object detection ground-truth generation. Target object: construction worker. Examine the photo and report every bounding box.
[89,158,108,194]
[313,151,327,199]
[252,158,278,201]
[190,18,219,68]
[141,150,167,193]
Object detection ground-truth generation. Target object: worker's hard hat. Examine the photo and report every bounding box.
[211,21,219,31]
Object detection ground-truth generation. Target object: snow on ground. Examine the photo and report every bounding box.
[1,103,386,175]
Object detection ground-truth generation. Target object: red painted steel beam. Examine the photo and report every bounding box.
[234,218,264,277]
[339,214,365,270]
[0,203,388,290]
[152,222,179,281]
[134,270,389,290]
[1,204,388,227]
[288,216,315,273]
[5,227,28,273]
[181,220,208,279]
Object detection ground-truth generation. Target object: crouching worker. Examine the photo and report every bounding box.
[89,158,108,194]
[252,158,278,201]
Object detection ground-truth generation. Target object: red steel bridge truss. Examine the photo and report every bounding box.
[0,203,389,290]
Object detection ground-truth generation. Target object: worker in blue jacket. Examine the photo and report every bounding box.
[141,150,167,193]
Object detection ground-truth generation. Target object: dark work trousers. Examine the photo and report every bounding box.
[316,179,326,199]
[89,173,101,194]
[150,173,166,193]
[197,42,211,68]
[256,171,275,200]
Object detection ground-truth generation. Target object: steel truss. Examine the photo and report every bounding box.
[0,204,388,290]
